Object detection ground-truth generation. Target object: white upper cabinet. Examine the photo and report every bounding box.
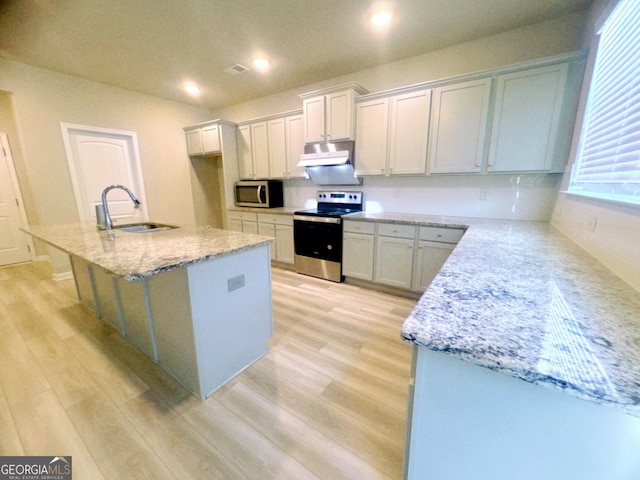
[186,128,204,156]
[302,95,326,143]
[355,97,389,175]
[250,122,270,179]
[356,88,431,176]
[268,118,287,179]
[487,63,569,173]
[388,89,432,175]
[185,121,224,156]
[237,124,254,180]
[300,83,367,143]
[428,79,492,174]
[237,111,305,180]
[285,114,306,178]
[202,124,221,153]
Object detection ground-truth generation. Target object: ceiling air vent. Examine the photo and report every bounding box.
[224,64,250,76]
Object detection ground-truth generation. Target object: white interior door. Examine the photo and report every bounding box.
[0,133,33,266]
[61,124,148,222]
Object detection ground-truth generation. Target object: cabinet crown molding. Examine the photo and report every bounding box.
[236,109,303,126]
[183,118,236,131]
[356,50,587,103]
[299,82,368,99]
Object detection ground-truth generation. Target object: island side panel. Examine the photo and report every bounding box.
[406,347,640,480]
[187,245,273,400]
[146,267,200,397]
[116,278,155,359]
[69,255,96,313]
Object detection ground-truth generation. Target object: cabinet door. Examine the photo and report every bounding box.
[202,124,221,153]
[237,125,254,179]
[389,89,431,175]
[242,221,258,235]
[303,96,326,143]
[228,218,243,232]
[285,114,306,178]
[326,90,355,141]
[429,79,492,174]
[412,241,455,291]
[375,236,414,288]
[275,224,294,264]
[251,122,270,179]
[355,97,389,176]
[343,232,375,280]
[268,118,287,179]
[186,129,203,155]
[487,63,569,172]
[259,222,276,260]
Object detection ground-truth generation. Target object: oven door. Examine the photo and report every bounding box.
[293,215,343,281]
[294,215,342,262]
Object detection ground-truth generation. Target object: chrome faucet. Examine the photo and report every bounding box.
[100,184,141,230]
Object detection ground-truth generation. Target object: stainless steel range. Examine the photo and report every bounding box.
[293,191,363,282]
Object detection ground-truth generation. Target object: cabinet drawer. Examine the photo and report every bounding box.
[258,213,293,226]
[377,222,416,239]
[228,211,258,221]
[274,215,293,226]
[419,226,464,244]
[343,220,375,235]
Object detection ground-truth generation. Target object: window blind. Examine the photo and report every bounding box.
[569,0,640,205]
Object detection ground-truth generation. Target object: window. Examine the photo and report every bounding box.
[569,0,640,206]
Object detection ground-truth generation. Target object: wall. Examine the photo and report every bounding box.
[0,59,212,273]
[550,0,640,293]
[213,13,587,222]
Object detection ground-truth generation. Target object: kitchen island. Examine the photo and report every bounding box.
[357,215,640,479]
[22,222,274,401]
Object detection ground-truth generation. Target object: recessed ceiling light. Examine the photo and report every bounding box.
[371,10,392,25]
[184,84,201,95]
[252,58,270,69]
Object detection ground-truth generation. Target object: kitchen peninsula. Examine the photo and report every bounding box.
[383,215,640,480]
[22,222,274,401]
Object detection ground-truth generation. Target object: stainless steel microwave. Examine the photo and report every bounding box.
[234,180,284,208]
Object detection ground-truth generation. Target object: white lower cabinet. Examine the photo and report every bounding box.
[375,223,416,289]
[343,220,376,280]
[227,211,258,234]
[343,220,465,292]
[258,213,294,264]
[412,241,455,291]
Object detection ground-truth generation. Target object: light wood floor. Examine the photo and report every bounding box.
[0,261,416,479]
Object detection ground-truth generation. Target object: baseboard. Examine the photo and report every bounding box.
[53,270,74,281]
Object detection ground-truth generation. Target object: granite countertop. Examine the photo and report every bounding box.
[350,212,640,417]
[23,222,273,282]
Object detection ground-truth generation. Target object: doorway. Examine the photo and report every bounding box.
[61,123,149,223]
[0,133,33,266]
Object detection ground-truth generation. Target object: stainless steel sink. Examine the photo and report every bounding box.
[112,222,178,233]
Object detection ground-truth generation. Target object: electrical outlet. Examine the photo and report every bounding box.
[227,274,245,292]
[480,189,489,201]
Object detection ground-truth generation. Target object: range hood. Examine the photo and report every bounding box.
[297,141,361,185]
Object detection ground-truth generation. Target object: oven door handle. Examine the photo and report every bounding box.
[294,214,341,224]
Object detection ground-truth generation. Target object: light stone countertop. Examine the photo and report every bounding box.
[23,222,273,282]
[346,212,640,417]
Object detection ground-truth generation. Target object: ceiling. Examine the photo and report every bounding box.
[0,0,593,110]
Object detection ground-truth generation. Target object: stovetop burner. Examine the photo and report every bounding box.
[294,191,363,218]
